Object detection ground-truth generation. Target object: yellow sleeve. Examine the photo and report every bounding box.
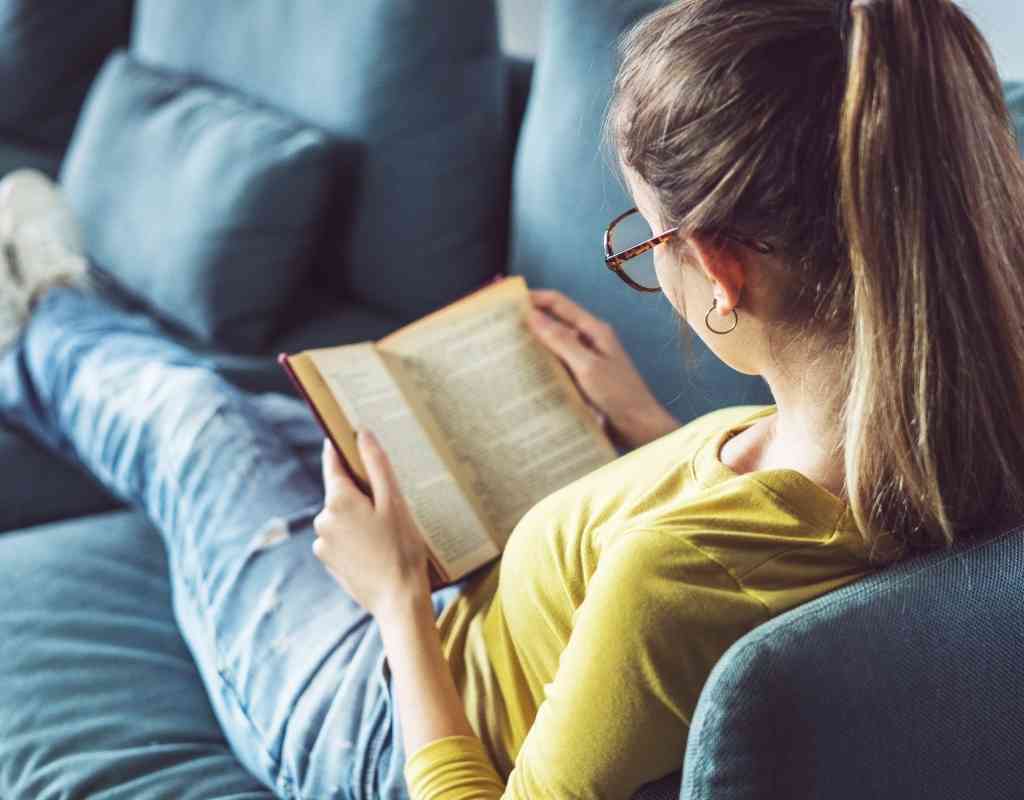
[404,735,505,799]
[405,530,769,799]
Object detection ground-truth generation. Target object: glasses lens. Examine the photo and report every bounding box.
[611,211,660,290]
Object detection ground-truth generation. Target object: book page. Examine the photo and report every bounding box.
[379,277,618,545]
[305,343,499,579]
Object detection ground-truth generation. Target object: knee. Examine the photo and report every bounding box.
[141,365,231,428]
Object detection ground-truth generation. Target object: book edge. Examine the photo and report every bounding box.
[277,353,456,591]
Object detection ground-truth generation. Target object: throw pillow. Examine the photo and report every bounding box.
[60,51,341,350]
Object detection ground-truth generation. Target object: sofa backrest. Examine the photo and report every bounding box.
[1008,82,1024,152]
[129,0,509,324]
[681,523,1024,799]
[507,0,772,420]
[0,0,132,154]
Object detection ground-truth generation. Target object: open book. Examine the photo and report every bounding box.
[279,276,618,589]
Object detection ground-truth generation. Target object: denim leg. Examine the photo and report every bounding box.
[247,390,327,485]
[0,288,464,800]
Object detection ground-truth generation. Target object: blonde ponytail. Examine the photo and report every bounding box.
[839,0,1024,556]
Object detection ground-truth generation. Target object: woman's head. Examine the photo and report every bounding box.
[610,0,1024,559]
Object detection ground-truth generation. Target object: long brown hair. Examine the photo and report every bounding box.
[611,0,1024,560]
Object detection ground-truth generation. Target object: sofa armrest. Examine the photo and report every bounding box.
[681,525,1024,799]
[632,771,682,800]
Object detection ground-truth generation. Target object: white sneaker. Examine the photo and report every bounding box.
[0,169,91,351]
[0,241,31,351]
[0,169,82,250]
[0,169,91,297]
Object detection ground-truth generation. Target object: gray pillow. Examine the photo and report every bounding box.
[59,51,341,350]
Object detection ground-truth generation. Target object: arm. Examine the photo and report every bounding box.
[526,289,682,451]
[404,531,769,799]
[312,431,504,797]
[377,585,505,796]
[312,431,764,799]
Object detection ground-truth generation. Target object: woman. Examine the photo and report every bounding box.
[3,0,1023,798]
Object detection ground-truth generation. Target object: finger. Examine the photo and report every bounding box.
[356,429,396,509]
[528,290,614,351]
[321,438,360,500]
[313,538,348,590]
[527,308,601,376]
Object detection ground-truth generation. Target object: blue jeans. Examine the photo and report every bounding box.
[0,287,466,800]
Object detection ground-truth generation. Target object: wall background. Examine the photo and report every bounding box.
[498,0,1024,80]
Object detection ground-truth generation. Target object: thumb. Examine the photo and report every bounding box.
[527,310,598,375]
[357,429,398,508]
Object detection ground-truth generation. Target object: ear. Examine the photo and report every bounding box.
[687,234,746,315]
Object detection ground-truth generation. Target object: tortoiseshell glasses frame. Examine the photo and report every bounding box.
[603,207,775,293]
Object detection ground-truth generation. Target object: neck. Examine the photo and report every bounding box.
[724,352,847,499]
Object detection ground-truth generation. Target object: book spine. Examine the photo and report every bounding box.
[277,353,371,496]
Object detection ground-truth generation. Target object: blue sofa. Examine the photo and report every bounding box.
[1,1,1021,798]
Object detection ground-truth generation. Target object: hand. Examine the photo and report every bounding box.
[313,432,431,617]
[526,289,681,450]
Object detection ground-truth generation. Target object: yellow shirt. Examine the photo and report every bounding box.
[405,405,875,799]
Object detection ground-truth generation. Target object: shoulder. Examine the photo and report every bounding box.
[681,404,775,439]
[591,528,765,614]
[627,404,775,465]
[573,530,770,681]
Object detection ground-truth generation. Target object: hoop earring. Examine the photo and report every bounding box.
[705,298,739,335]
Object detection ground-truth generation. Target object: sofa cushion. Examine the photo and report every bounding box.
[130,0,508,323]
[507,0,773,420]
[0,425,118,533]
[60,51,341,351]
[200,298,405,395]
[0,510,275,799]
[0,0,132,152]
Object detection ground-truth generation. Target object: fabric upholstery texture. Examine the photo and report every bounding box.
[0,0,132,151]
[507,0,772,420]
[0,510,276,800]
[0,426,118,533]
[634,773,683,800]
[1007,82,1024,150]
[0,0,1022,791]
[0,137,63,181]
[681,526,1024,800]
[130,0,509,323]
[59,51,340,350]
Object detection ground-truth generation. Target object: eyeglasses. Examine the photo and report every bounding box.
[603,207,775,293]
